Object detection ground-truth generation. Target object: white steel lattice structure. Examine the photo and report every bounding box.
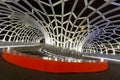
[0,0,120,55]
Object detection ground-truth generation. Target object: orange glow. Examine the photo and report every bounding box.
[80,26,85,30]
[2,52,108,73]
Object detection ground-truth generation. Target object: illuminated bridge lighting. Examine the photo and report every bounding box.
[0,0,120,73]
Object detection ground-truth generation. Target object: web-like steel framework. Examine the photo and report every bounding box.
[0,0,120,55]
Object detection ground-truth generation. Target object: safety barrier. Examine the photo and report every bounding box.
[2,52,108,73]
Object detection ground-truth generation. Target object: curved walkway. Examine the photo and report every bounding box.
[0,52,120,80]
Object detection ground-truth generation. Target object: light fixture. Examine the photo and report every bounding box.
[80,26,85,30]
[117,45,120,48]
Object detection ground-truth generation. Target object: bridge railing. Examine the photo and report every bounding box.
[0,41,40,48]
